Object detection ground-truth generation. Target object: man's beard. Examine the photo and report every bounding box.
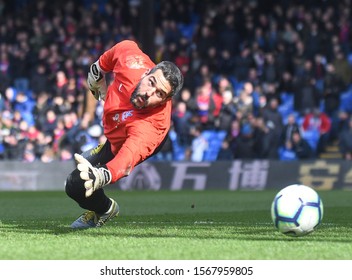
[130,82,148,109]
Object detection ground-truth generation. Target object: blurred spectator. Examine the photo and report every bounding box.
[212,77,231,118]
[11,45,30,93]
[23,142,36,163]
[233,122,256,159]
[0,53,11,94]
[196,25,216,60]
[217,140,234,161]
[262,52,279,85]
[30,64,50,96]
[339,117,352,160]
[41,109,58,137]
[32,92,51,125]
[293,62,320,114]
[3,87,16,110]
[261,98,283,158]
[194,80,216,130]
[172,101,192,148]
[292,131,314,159]
[278,71,294,94]
[217,89,237,132]
[302,108,331,154]
[178,88,197,113]
[190,125,208,162]
[26,125,40,143]
[218,49,236,76]
[52,96,71,116]
[52,117,66,155]
[12,110,23,129]
[332,51,352,87]
[323,64,344,116]
[0,92,5,112]
[13,91,35,126]
[59,147,73,161]
[304,22,322,60]
[34,131,53,159]
[235,86,255,122]
[233,46,254,82]
[278,139,297,161]
[323,63,344,142]
[281,113,301,145]
[55,70,69,97]
[253,116,273,159]
[40,146,55,163]
[3,130,26,160]
[227,119,240,155]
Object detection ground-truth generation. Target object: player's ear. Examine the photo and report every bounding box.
[161,95,172,104]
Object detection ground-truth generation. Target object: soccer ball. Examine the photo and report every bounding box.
[271,184,323,237]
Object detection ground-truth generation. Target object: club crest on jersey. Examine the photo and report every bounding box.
[112,114,120,122]
[126,55,147,69]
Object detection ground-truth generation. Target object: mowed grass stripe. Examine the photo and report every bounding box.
[0,190,351,259]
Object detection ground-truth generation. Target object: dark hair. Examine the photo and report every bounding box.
[150,61,184,98]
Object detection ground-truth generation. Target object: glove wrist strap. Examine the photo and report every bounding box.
[90,60,105,82]
[98,165,112,186]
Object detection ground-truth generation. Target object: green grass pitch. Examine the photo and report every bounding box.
[0,190,351,260]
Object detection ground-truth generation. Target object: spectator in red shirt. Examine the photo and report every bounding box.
[302,108,331,154]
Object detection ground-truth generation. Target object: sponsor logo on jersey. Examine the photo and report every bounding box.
[112,110,134,125]
[122,110,133,121]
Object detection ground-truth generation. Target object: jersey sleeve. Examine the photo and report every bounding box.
[105,120,167,183]
[98,40,140,73]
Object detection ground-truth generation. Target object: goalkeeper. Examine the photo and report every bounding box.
[65,40,183,228]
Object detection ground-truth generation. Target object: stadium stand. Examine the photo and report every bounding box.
[1,0,352,161]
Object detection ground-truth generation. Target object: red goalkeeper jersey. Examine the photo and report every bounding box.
[98,40,172,182]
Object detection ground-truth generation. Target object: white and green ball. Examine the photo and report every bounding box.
[271,184,323,237]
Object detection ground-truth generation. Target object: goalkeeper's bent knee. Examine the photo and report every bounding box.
[65,169,86,201]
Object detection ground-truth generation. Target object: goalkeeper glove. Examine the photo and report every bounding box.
[74,153,112,197]
[87,60,107,100]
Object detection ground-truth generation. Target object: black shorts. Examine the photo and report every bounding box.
[81,140,115,166]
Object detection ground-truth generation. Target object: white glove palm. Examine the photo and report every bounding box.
[87,60,107,101]
[74,153,112,197]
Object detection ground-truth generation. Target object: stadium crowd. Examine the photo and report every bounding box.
[1,0,352,162]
